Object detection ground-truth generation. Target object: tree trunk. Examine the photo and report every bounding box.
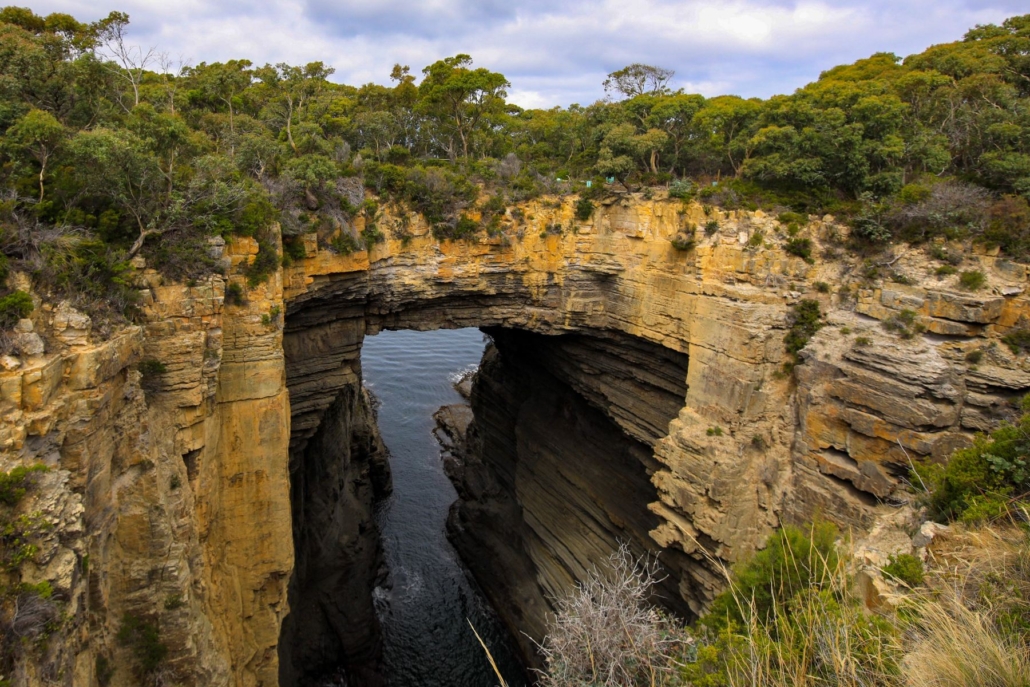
[286,98,298,153]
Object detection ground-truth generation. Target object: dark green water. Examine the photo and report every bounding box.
[361,328,529,687]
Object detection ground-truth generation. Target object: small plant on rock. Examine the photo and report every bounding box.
[959,270,987,291]
[139,359,167,376]
[784,299,824,365]
[117,613,168,678]
[883,309,925,339]
[785,237,814,262]
[575,197,595,221]
[224,282,245,306]
[1003,328,1030,354]
[331,232,361,255]
[882,553,925,587]
[0,290,34,329]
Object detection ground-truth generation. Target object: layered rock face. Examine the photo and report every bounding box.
[4,191,1030,686]
[443,327,692,660]
[0,237,291,687]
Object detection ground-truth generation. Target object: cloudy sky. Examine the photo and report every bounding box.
[22,0,1029,108]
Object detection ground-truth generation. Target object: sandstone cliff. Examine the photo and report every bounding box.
[2,191,1028,685]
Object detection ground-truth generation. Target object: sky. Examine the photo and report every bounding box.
[20,0,1030,109]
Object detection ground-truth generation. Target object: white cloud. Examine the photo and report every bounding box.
[20,0,1026,106]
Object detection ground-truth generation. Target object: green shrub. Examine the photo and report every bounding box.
[261,305,281,328]
[855,336,871,346]
[144,229,218,284]
[966,349,984,364]
[882,553,925,587]
[959,270,986,291]
[0,252,9,284]
[224,282,245,306]
[929,243,962,265]
[748,229,765,249]
[575,197,595,221]
[898,183,931,205]
[705,521,839,629]
[0,290,34,328]
[480,193,506,217]
[138,359,167,376]
[704,219,720,236]
[433,214,479,241]
[706,426,724,437]
[245,240,279,287]
[785,237,813,262]
[935,264,958,276]
[0,464,49,575]
[1003,328,1030,354]
[784,299,824,360]
[95,654,114,686]
[670,235,695,251]
[236,195,277,237]
[667,179,693,199]
[331,232,361,255]
[671,223,696,251]
[117,613,168,676]
[164,593,185,610]
[361,224,385,249]
[0,464,48,506]
[814,281,830,293]
[918,397,1030,523]
[883,309,925,339]
[281,236,307,266]
[778,211,806,225]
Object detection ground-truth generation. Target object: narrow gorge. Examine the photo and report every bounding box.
[4,194,1030,686]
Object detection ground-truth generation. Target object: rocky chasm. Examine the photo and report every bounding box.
[3,194,1030,686]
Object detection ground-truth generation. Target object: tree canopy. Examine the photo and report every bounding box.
[1,8,1029,324]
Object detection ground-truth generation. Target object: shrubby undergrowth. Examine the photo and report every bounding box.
[525,393,1030,687]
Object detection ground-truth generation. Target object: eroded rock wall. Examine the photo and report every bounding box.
[0,236,291,687]
[284,193,1030,619]
[5,190,1030,687]
[444,327,691,661]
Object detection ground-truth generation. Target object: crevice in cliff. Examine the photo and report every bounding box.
[278,382,391,687]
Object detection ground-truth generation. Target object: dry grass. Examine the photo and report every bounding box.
[716,534,903,687]
[531,524,1030,687]
[904,591,1030,687]
[902,524,1030,687]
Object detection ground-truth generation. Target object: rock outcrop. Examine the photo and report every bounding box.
[3,191,1029,686]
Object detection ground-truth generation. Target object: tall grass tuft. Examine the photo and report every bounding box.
[904,591,1030,687]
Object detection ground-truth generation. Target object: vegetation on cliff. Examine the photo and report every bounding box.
[0,7,1029,327]
[535,394,1030,687]
[0,464,58,682]
[916,396,1030,524]
[536,520,1030,687]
